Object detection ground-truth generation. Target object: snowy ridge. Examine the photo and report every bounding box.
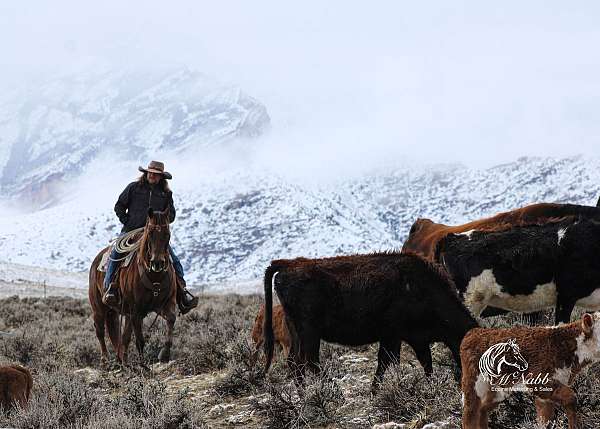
[0,67,270,205]
[0,156,598,287]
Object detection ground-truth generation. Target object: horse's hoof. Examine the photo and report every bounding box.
[158,349,171,363]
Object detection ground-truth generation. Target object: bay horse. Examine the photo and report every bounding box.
[89,208,178,366]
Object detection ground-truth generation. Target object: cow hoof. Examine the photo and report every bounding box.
[158,348,171,363]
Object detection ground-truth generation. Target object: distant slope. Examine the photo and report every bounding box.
[0,156,598,286]
[0,66,270,206]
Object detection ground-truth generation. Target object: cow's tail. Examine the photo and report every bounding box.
[263,265,278,373]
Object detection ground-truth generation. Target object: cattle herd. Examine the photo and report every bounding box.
[3,201,600,428]
[260,202,600,429]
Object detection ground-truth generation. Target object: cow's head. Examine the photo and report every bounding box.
[402,218,438,256]
[577,312,600,363]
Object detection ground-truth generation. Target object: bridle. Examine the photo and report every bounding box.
[142,219,171,273]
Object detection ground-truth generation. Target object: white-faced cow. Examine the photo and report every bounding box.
[461,312,600,429]
[435,219,600,324]
[262,252,478,389]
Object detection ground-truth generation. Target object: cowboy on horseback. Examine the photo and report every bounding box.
[102,161,198,314]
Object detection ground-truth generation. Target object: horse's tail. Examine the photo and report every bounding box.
[105,310,120,352]
[263,264,279,373]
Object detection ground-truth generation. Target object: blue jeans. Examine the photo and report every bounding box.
[103,243,185,290]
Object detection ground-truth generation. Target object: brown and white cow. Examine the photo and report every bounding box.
[460,312,600,429]
[251,304,290,365]
[0,365,33,410]
[263,252,479,389]
[402,202,600,260]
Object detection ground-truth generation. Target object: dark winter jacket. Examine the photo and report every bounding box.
[597,196,600,207]
[114,180,176,232]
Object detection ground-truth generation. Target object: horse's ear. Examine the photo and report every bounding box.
[148,207,154,218]
[582,313,594,334]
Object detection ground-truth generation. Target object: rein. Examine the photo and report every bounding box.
[137,254,174,331]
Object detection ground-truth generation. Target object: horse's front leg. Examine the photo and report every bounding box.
[131,315,145,365]
[158,307,176,363]
[119,316,134,366]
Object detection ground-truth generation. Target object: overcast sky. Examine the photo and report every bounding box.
[1,1,600,169]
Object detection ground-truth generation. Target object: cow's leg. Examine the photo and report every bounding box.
[549,384,578,429]
[282,342,290,360]
[250,339,263,367]
[448,344,463,382]
[535,397,556,427]
[479,400,501,429]
[131,315,145,366]
[303,333,321,375]
[158,308,176,363]
[462,390,482,429]
[411,342,433,376]
[287,336,306,387]
[555,299,576,324]
[92,312,109,365]
[372,339,402,391]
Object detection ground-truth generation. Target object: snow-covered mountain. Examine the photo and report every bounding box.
[0,156,598,285]
[0,67,270,207]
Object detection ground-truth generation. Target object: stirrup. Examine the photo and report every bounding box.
[102,284,121,308]
[178,292,199,315]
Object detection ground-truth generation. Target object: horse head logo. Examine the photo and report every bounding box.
[478,338,528,382]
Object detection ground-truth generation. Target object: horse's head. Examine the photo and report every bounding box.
[141,207,171,273]
[499,338,528,372]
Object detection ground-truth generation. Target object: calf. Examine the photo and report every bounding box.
[263,252,478,388]
[435,219,600,323]
[0,365,33,410]
[251,304,290,365]
[461,312,600,429]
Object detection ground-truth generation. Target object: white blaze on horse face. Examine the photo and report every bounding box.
[464,269,557,314]
[575,289,600,310]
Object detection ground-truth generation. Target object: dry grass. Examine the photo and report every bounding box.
[0,296,599,428]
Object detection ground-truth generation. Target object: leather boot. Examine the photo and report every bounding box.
[102,282,120,309]
[177,277,199,315]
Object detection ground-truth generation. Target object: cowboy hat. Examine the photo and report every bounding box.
[138,161,172,179]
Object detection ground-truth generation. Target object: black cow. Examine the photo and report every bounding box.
[262,252,478,389]
[435,219,600,324]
